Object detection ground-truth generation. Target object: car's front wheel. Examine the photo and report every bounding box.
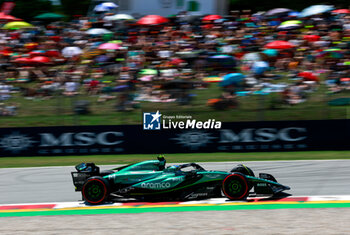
[222,173,249,200]
[82,176,110,204]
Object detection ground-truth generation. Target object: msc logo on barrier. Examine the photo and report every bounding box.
[143,110,162,130]
[0,132,36,153]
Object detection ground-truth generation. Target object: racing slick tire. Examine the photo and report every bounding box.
[82,176,110,204]
[222,173,249,200]
[231,164,255,177]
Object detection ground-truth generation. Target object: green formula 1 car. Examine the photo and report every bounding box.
[71,157,290,204]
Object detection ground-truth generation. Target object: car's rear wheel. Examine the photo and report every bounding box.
[82,176,109,204]
[222,173,249,200]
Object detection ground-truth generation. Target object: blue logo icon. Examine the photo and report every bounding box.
[143,111,162,130]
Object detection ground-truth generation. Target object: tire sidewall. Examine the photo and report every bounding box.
[82,176,109,204]
[222,173,249,200]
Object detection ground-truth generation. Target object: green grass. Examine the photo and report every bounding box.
[1,76,349,127]
[1,151,349,168]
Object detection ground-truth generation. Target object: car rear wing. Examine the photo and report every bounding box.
[71,162,100,191]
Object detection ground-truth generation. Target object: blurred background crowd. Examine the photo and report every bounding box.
[0,1,349,126]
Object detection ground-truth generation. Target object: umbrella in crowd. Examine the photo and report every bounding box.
[139,69,158,75]
[324,48,343,52]
[298,71,319,81]
[262,49,278,57]
[202,15,222,21]
[208,54,236,68]
[321,48,344,58]
[0,12,21,21]
[86,28,112,35]
[1,3,349,111]
[265,40,295,49]
[277,24,301,30]
[2,21,34,30]
[252,61,269,75]
[104,13,134,21]
[203,76,222,83]
[139,75,153,82]
[303,35,320,42]
[281,20,302,25]
[34,13,65,20]
[98,43,121,50]
[299,5,334,18]
[220,73,245,87]
[288,11,300,17]
[209,54,233,59]
[14,57,32,64]
[108,40,123,45]
[94,2,118,12]
[265,8,292,16]
[31,56,51,64]
[62,47,83,58]
[137,15,169,25]
[277,20,302,30]
[332,9,350,14]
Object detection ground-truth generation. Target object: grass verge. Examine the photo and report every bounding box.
[1,151,349,168]
[2,79,349,127]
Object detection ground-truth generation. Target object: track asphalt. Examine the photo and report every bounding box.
[1,160,350,217]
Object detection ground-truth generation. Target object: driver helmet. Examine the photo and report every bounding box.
[167,165,180,171]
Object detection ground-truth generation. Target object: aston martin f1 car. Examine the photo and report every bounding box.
[71,157,290,204]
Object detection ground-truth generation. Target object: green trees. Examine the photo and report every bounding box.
[6,0,90,20]
[10,0,54,20]
[60,0,90,17]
